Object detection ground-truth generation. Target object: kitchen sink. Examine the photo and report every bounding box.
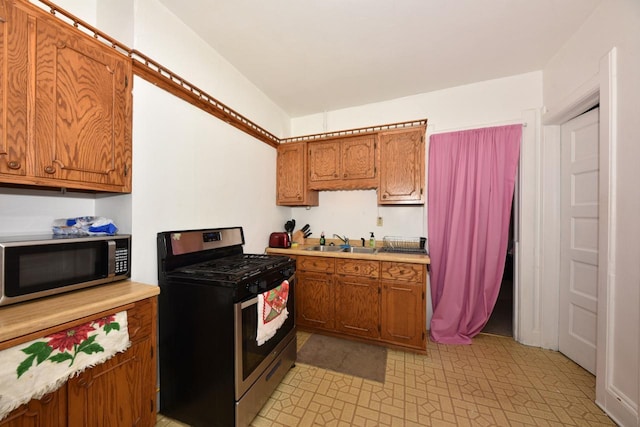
[343,247,378,254]
[305,245,378,254]
[305,245,345,252]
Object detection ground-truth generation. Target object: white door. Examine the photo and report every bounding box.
[559,108,599,374]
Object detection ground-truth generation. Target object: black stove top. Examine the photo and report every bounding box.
[172,253,292,283]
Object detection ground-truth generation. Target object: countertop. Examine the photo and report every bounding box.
[266,243,430,265]
[0,280,159,344]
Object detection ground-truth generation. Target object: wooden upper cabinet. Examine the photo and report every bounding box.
[0,0,133,192]
[308,134,377,190]
[276,141,318,206]
[378,127,425,204]
[0,0,28,179]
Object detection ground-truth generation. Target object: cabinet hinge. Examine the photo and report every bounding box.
[421,135,424,143]
[420,187,423,195]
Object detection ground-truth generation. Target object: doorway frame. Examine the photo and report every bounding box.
[540,49,631,424]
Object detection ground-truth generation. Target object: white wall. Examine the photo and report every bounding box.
[290,72,543,328]
[542,1,640,425]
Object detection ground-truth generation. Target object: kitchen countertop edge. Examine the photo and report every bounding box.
[0,280,159,343]
[266,246,430,264]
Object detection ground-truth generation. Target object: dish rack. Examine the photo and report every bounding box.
[380,236,428,254]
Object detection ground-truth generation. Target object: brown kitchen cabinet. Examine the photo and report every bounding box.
[0,389,67,427]
[296,256,335,330]
[380,262,426,349]
[308,134,377,190]
[276,142,319,206]
[378,127,426,204]
[0,0,132,193]
[295,254,427,352]
[0,296,157,427]
[334,259,380,339]
[67,297,156,426]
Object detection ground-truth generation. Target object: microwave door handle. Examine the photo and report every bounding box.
[107,241,116,277]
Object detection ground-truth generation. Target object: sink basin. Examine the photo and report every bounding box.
[343,247,378,254]
[305,245,345,252]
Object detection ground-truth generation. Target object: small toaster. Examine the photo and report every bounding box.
[269,232,291,248]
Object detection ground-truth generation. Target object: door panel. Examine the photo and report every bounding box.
[559,107,599,374]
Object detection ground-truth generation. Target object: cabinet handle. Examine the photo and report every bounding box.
[343,173,347,178]
[382,194,387,199]
[334,173,338,178]
[7,161,21,170]
[44,165,56,174]
[124,164,129,177]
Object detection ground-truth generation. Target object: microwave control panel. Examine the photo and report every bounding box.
[115,247,129,274]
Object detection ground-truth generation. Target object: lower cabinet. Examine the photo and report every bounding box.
[380,261,426,349]
[0,390,66,427]
[297,270,335,331]
[0,297,157,427]
[296,255,427,351]
[334,259,380,339]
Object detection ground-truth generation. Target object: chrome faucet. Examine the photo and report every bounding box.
[333,234,349,246]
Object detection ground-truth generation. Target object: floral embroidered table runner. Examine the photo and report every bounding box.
[0,311,130,420]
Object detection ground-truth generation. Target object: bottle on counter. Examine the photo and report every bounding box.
[369,232,375,247]
[320,232,326,246]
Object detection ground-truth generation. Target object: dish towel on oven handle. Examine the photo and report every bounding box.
[256,280,290,346]
[0,311,130,421]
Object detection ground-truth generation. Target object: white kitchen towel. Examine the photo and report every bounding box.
[0,311,130,421]
[256,280,290,346]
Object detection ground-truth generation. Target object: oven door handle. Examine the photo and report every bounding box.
[241,296,259,309]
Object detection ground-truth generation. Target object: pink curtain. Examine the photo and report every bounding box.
[428,125,521,344]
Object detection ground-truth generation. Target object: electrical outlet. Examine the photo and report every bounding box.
[376,216,383,226]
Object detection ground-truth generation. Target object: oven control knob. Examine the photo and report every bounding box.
[247,282,259,294]
[258,279,268,291]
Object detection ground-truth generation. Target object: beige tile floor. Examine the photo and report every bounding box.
[156,331,615,426]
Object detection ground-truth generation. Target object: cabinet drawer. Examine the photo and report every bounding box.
[126,297,154,342]
[297,256,335,273]
[380,262,424,283]
[336,259,379,278]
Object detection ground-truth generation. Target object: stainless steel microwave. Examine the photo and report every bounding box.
[0,234,131,307]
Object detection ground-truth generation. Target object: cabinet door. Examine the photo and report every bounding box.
[309,140,340,183]
[335,276,380,339]
[296,271,334,330]
[276,142,318,206]
[380,281,425,349]
[67,338,154,427]
[33,16,132,192]
[378,128,425,204]
[341,134,376,181]
[0,0,28,178]
[67,297,156,427]
[0,390,67,427]
[308,135,378,190]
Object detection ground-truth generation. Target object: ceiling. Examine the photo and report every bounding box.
[156,0,601,118]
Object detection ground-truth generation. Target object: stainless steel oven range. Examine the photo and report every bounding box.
[157,227,296,427]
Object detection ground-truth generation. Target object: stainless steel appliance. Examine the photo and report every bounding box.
[157,227,296,427]
[0,234,131,307]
